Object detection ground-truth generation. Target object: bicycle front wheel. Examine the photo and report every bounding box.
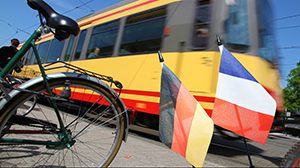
[0,77,125,167]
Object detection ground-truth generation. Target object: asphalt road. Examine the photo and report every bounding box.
[110,130,299,167]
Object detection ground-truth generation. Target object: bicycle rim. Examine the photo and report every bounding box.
[0,78,125,167]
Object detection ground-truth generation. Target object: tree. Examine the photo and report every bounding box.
[283,61,300,116]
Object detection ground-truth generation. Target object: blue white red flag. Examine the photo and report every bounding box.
[212,45,276,145]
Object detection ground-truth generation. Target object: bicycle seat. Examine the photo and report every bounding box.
[27,0,80,41]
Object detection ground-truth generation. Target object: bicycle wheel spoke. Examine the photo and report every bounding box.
[74,110,125,140]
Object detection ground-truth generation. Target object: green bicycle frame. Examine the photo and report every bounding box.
[0,26,74,149]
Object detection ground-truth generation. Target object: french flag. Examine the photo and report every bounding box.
[212,45,276,145]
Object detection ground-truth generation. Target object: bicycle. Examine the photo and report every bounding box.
[0,0,130,167]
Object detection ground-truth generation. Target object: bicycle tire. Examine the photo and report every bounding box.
[0,77,125,167]
[280,141,300,168]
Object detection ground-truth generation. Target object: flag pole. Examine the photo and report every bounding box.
[158,50,164,63]
[216,35,255,168]
[216,35,222,46]
[243,138,255,168]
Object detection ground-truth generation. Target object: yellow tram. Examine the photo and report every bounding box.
[17,0,283,131]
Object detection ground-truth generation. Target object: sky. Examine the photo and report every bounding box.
[0,0,299,89]
[272,0,300,88]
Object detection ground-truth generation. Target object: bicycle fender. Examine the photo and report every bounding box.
[0,72,130,142]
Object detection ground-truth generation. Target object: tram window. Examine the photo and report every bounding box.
[192,0,211,50]
[64,35,75,61]
[256,0,276,63]
[74,30,87,60]
[225,0,250,51]
[119,8,166,55]
[24,47,33,65]
[22,49,29,62]
[28,45,38,65]
[34,41,50,64]
[46,39,64,63]
[86,21,119,59]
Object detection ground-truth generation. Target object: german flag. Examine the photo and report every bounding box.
[159,53,213,167]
